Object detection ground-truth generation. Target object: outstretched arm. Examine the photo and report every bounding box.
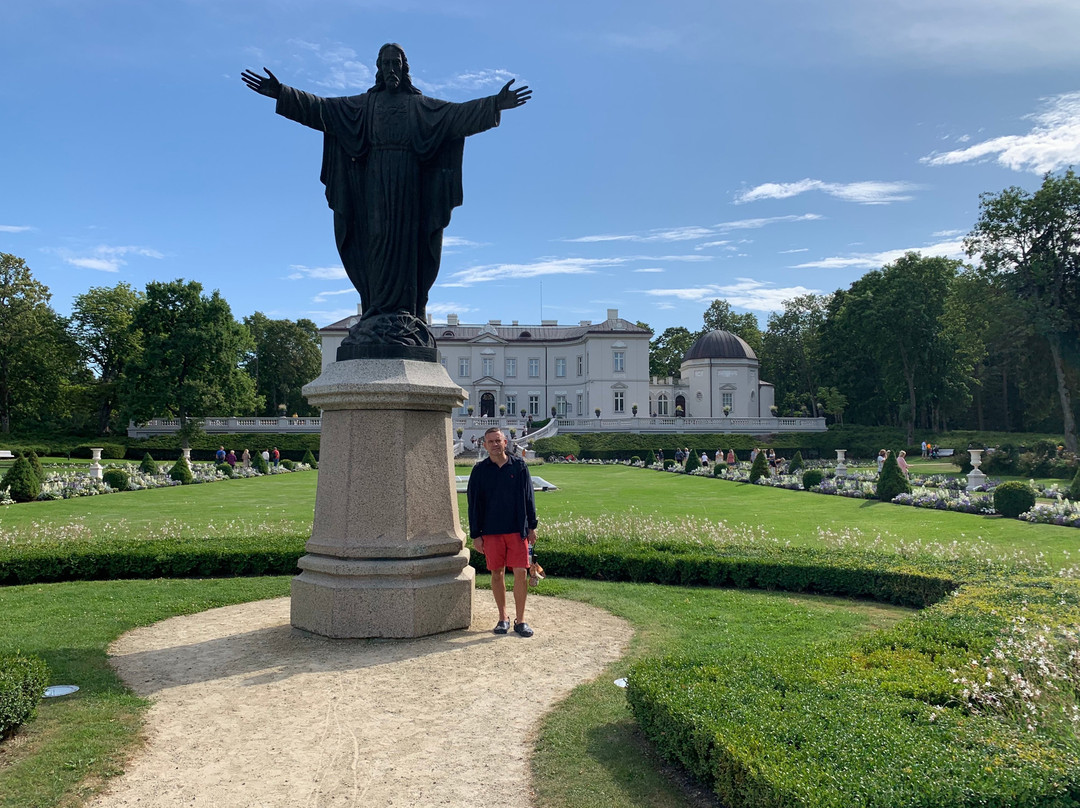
[241,68,282,99]
[496,79,531,111]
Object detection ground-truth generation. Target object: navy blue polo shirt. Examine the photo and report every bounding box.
[466,455,537,538]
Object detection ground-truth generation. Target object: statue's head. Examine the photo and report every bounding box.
[373,43,419,94]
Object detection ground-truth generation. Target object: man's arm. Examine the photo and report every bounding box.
[521,460,537,536]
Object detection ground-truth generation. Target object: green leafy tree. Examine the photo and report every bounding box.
[966,170,1080,451]
[649,326,696,380]
[70,282,144,435]
[243,313,323,417]
[763,294,828,417]
[816,387,848,426]
[122,280,261,437]
[0,254,82,434]
[702,299,763,357]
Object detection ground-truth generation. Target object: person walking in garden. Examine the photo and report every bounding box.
[726,448,736,465]
[897,450,909,476]
[216,446,226,464]
[467,427,538,638]
[226,449,237,469]
[241,448,251,469]
[272,447,280,467]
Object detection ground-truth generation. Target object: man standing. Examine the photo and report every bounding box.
[467,427,538,637]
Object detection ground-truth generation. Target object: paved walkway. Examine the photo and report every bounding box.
[87,594,632,808]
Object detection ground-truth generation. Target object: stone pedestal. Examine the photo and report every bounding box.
[292,358,473,638]
[835,449,847,478]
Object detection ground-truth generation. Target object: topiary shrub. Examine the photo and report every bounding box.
[169,456,194,485]
[662,459,675,470]
[1070,467,1080,503]
[993,481,1037,518]
[748,452,769,483]
[102,468,130,491]
[215,462,234,478]
[877,452,911,501]
[1,456,41,503]
[139,452,158,475]
[644,449,656,466]
[802,468,824,489]
[630,456,641,464]
[281,459,297,471]
[26,451,45,483]
[712,463,725,477]
[0,651,49,740]
[253,451,270,474]
[301,449,318,468]
[787,450,804,474]
[684,451,701,473]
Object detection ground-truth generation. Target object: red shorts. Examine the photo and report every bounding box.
[479,532,530,571]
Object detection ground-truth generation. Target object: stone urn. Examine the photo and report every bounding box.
[835,449,847,478]
[89,448,104,480]
[966,448,987,491]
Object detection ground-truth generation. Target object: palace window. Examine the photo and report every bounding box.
[528,395,540,416]
[506,357,517,377]
[458,358,469,378]
[614,391,625,413]
[613,351,625,372]
[528,358,540,377]
[555,358,566,377]
[481,358,494,377]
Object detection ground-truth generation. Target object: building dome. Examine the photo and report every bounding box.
[683,329,757,361]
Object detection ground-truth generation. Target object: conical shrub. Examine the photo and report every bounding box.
[1,455,42,502]
[169,455,194,485]
[877,452,911,501]
[26,451,45,483]
[139,452,158,475]
[788,450,804,474]
[749,451,769,483]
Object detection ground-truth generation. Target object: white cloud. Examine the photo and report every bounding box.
[567,216,820,245]
[633,268,665,273]
[735,179,919,205]
[426,301,476,318]
[0,225,32,233]
[417,69,516,95]
[288,264,348,281]
[56,245,163,273]
[289,40,373,91]
[68,258,121,272]
[779,247,809,254]
[921,91,1080,174]
[713,214,823,231]
[791,239,966,269]
[441,257,621,287]
[443,236,483,248]
[640,278,824,313]
[311,288,357,304]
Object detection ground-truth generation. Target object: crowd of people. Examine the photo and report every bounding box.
[214,445,281,469]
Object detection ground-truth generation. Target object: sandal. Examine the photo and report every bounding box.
[494,620,510,634]
[513,622,534,638]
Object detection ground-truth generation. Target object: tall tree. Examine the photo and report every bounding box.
[122,280,260,434]
[70,282,144,435]
[649,326,696,380]
[701,299,763,357]
[966,170,1080,451]
[763,294,828,418]
[243,312,323,416]
[0,254,82,433]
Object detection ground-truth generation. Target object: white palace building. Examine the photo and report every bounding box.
[129,308,825,440]
[320,308,825,440]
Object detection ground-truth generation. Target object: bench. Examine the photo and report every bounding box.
[0,450,14,460]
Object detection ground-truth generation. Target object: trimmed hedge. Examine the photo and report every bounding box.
[102,468,130,491]
[0,534,307,585]
[994,481,1037,518]
[1,455,41,502]
[0,652,49,740]
[876,452,911,502]
[168,456,194,485]
[139,452,158,475]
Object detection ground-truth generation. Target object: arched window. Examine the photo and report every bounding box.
[657,393,669,416]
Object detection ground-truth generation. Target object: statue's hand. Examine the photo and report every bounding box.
[241,68,282,99]
[496,79,531,111]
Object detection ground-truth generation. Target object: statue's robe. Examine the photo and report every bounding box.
[276,86,501,346]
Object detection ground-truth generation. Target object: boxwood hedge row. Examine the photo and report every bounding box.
[0,652,49,740]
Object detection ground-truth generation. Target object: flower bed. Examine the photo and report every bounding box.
[1,461,312,504]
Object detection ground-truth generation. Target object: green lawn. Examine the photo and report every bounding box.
[3,464,1077,567]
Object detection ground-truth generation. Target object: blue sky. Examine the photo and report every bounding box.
[4,0,1080,336]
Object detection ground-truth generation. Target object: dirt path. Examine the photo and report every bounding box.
[88,594,632,808]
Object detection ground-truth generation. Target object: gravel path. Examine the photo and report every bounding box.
[88,594,632,808]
